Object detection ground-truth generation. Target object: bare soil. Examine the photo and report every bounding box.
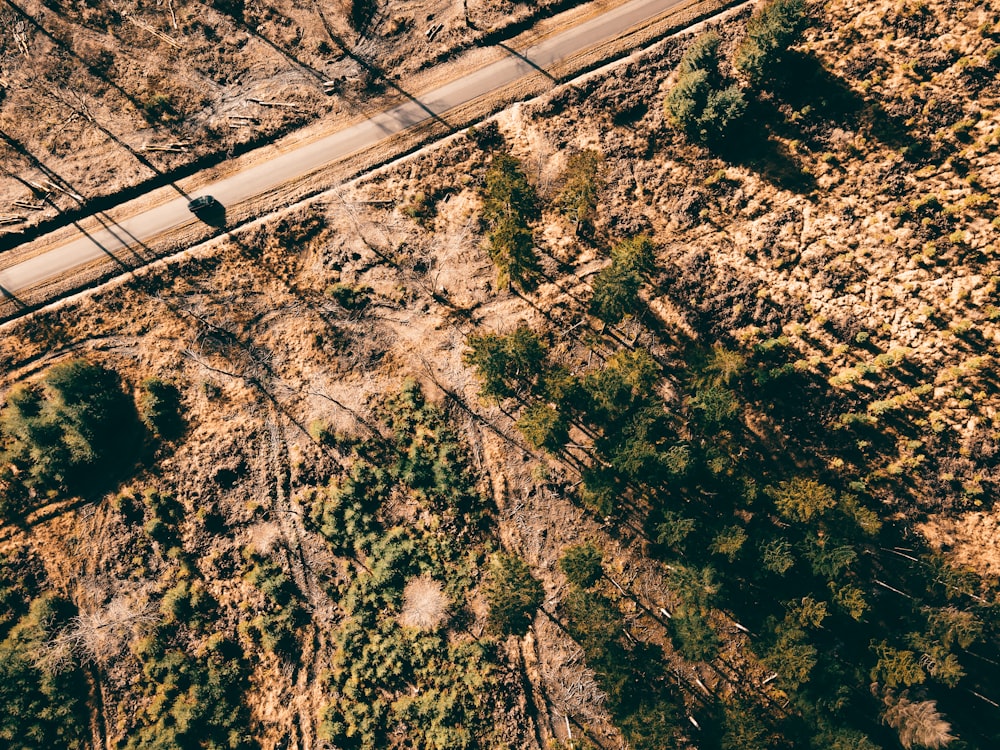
[1,0,999,745]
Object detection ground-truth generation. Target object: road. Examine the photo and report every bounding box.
[0,0,695,299]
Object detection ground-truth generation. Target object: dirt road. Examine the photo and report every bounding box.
[0,0,698,304]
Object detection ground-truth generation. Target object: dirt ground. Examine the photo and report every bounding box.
[1,0,999,746]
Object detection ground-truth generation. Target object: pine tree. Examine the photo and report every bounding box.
[484,554,543,636]
[735,0,808,86]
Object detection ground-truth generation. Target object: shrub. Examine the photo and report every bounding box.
[559,543,603,588]
[484,553,543,636]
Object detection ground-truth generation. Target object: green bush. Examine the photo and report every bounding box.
[0,358,142,501]
[484,553,543,636]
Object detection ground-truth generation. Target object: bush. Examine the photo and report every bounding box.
[0,359,142,500]
[484,553,543,636]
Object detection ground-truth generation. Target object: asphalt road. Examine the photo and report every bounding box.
[0,0,691,297]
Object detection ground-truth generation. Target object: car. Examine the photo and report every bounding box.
[187,195,217,213]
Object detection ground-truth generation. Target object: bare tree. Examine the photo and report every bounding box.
[55,595,159,665]
[882,695,955,750]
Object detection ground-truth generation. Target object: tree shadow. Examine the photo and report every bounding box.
[773,51,917,156]
[711,51,930,193]
[715,101,818,195]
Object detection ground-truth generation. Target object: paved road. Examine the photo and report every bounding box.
[1,0,691,297]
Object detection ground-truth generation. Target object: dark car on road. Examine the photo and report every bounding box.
[187,195,225,226]
[188,195,217,213]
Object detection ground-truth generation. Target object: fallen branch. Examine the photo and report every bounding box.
[125,15,183,48]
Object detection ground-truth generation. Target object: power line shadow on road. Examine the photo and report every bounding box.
[309,11,455,135]
[496,43,559,84]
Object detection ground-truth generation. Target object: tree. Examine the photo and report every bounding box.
[809,725,882,750]
[517,402,568,452]
[0,358,142,499]
[591,263,642,324]
[655,511,697,552]
[760,538,795,575]
[690,383,740,426]
[679,32,722,76]
[710,525,748,562]
[463,326,548,401]
[721,702,770,750]
[582,348,661,425]
[557,150,603,235]
[562,587,623,653]
[610,235,656,275]
[882,696,955,749]
[484,554,543,636]
[559,543,603,588]
[786,596,828,629]
[923,606,983,650]
[590,235,657,324]
[870,642,926,689]
[669,605,719,661]
[665,33,747,145]
[735,0,808,86]
[480,153,541,289]
[481,153,540,227]
[765,477,837,523]
[764,626,817,692]
[487,213,540,290]
[0,595,90,749]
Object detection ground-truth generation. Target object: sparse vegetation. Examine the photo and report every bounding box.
[2,0,1000,748]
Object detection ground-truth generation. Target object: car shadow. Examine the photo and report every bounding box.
[192,200,228,228]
